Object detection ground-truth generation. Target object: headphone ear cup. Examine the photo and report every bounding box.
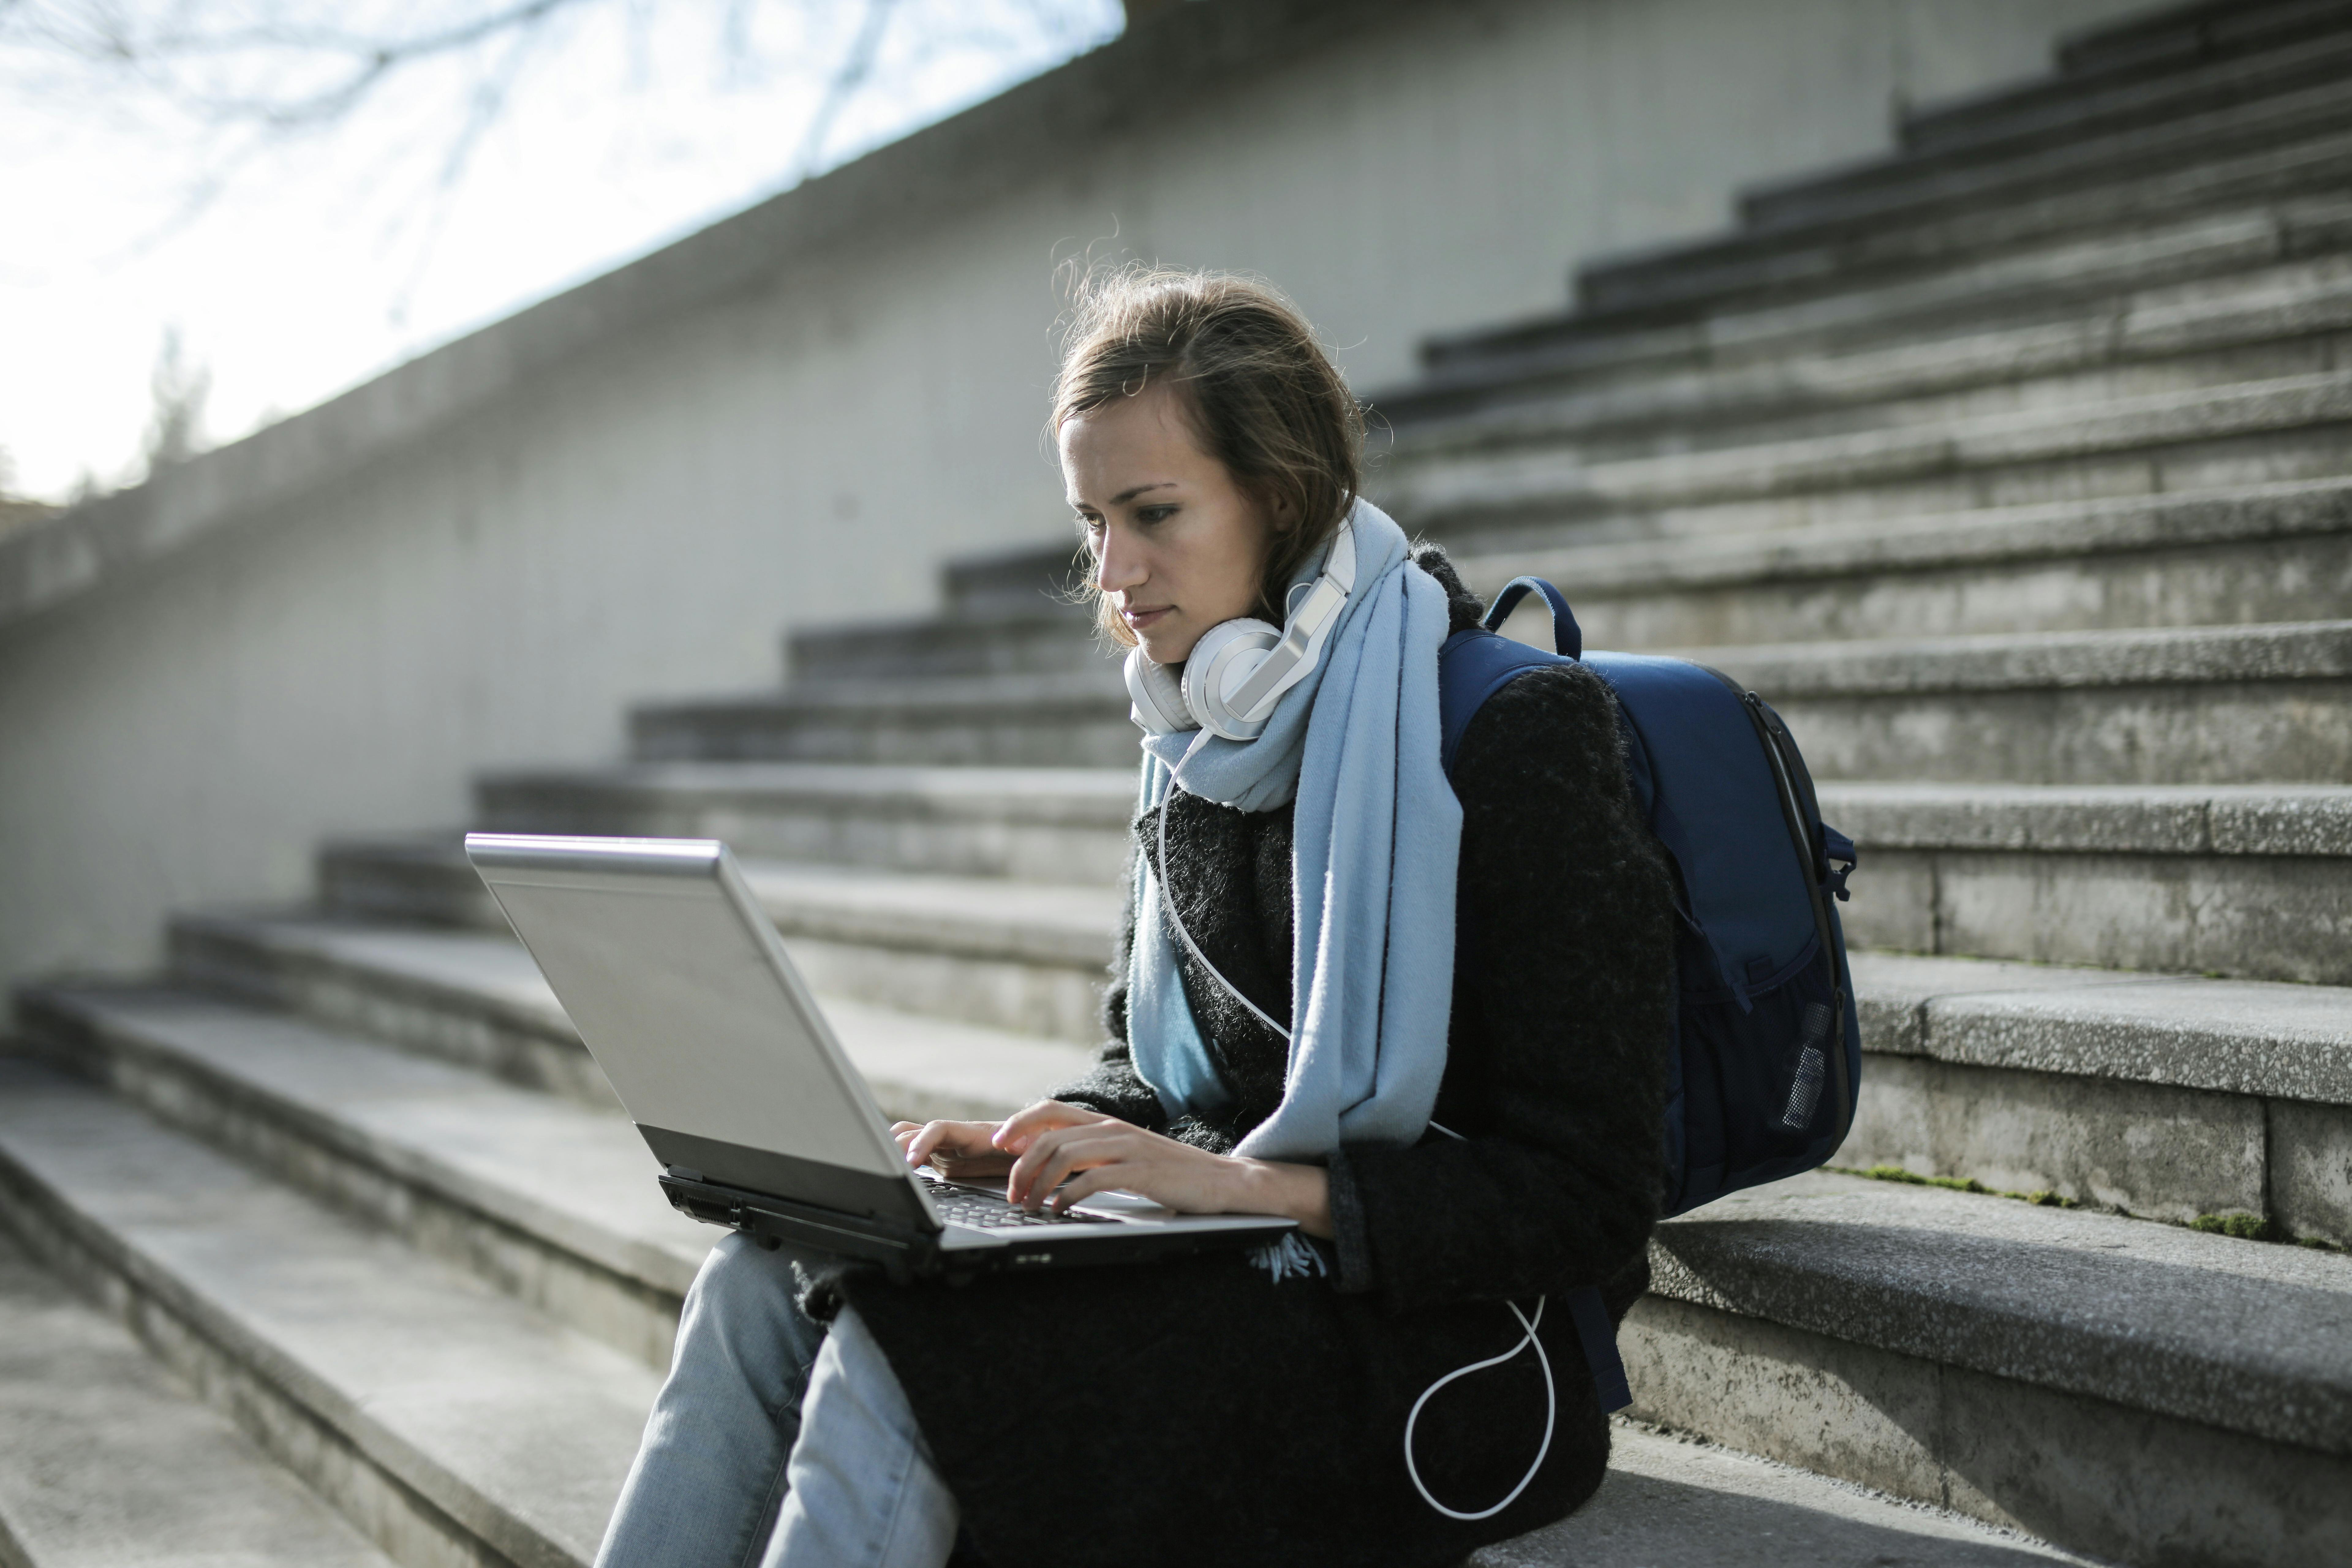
[1123,647,1197,735]
[1182,618,1283,741]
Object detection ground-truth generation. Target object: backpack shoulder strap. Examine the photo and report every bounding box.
[1437,629,1573,775]
[1437,576,1582,776]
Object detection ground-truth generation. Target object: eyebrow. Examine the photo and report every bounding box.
[1077,479,1185,510]
[1068,481,1180,511]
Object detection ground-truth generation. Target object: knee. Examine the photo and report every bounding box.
[680,1232,821,1366]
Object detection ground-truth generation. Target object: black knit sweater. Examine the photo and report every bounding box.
[833,549,1678,1568]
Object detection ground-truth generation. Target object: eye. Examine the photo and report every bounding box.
[1135,504,1178,525]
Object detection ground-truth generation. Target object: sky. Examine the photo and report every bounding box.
[0,0,1125,503]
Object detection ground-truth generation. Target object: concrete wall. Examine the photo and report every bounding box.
[0,0,2153,988]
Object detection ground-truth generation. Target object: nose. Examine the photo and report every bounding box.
[1094,520,1147,597]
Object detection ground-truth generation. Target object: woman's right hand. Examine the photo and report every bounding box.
[893,1100,1116,1184]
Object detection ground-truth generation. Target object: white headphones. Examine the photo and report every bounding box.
[1122,522,1359,742]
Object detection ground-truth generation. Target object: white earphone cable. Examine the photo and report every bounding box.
[1403,1295,1556,1521]
[1407,1118,1555,1521]
[1154,799,1293,1043]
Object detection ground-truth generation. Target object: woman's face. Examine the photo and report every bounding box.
[1061,386,1289,666]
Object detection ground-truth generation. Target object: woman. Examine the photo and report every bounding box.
[595,270,1676,1568]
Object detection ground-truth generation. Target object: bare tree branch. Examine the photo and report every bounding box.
[788,0,897,183]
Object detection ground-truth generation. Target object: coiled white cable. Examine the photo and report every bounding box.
[1403,1295,1556,1521]
[1404,1119,1556,1521]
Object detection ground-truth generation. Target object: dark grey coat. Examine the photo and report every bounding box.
[826,551,1678,1568]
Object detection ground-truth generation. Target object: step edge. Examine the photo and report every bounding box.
[0,1079,619,1568]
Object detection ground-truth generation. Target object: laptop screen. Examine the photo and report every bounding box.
[466,836,906,1181]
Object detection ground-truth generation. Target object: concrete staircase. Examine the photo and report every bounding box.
[6,2,2351,1562]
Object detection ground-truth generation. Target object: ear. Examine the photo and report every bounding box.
[1267,490,1299,534]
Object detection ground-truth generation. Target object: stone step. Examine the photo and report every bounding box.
[156,881,2352,1240]
[633,619,2352,784]
[311,839,1122,1043]
[628,667,1135,768]
[322,831,1133,1037]
[17,974,2344,1568]
[1825,780,2352,983]
[1456,477,2352,647]
[14,983,709,1368]
[1391,244,2352,457]
[0,992,2098,1561]
[1563,121,2352,338]
[1625,1168,2352,1568]
[273,828,2352,1230]
[0,1061,658,1568]
[484,761,2352,982]
[739,862,1118,1042]
[939,537,1089,620]
[0,1017,2112,1567]
[476,761,1136,883]
[1737,27,2352,236]
[1569,80,2352,322]
[1482,1423,2095,1566]
[477,761,2352,988]
[1412,188,2352,413]
[21,1045,2316,1568]
[1726,619,2352,785]
[1902,0,2352,162]
[788,603,1095,684]
[163,908,1098,1108]
[1848,952,2352,1242]
[754,473,2352,691]
[2047,0,2352,85]
[0,1227,399,1568]
[1384,369,2352,540]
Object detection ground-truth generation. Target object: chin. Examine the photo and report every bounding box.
[1136,630,1198,667]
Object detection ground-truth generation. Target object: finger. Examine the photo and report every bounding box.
[992,1101,1071,1153]
[1002,1127,1050,1205]
[1048,1166,1129,1213]
[905,1120,968,1168]
[992,1099,1110,1152]
[1006,1125,1099,1205]
[1015,1131,1129,1210]
[1007,1128,1115,1213]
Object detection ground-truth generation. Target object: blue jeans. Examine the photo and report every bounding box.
[596,1234,961,1568]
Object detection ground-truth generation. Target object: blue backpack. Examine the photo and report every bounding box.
[1436,575,1861,1409]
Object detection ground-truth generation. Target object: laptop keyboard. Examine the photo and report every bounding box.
[924,1183,1117,1230]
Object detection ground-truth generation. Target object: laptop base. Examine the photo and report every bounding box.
[659,1169,1293,1283]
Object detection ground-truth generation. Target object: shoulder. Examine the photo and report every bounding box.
[1454,662,1631,814]
[1407,539,1486,635]
[1402,539,1635,808]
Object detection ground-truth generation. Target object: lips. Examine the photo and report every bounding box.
[1121,604,1172,632]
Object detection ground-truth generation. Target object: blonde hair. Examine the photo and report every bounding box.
[1053,267,1365,648]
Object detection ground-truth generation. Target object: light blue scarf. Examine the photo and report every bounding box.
[1127,499,1462,1164]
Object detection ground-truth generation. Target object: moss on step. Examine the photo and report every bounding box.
[1831,1167,2350,1252]
[1831,1163,2082,1208]
[2192,1210,2282,1241]
[2188,1211,2349,1252]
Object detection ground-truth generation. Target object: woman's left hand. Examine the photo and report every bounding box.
[996,1103,1332,1237]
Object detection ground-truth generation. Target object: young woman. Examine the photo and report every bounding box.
[594,271,1676,1568]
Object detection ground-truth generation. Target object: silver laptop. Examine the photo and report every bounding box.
[463,833,1295,1277]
